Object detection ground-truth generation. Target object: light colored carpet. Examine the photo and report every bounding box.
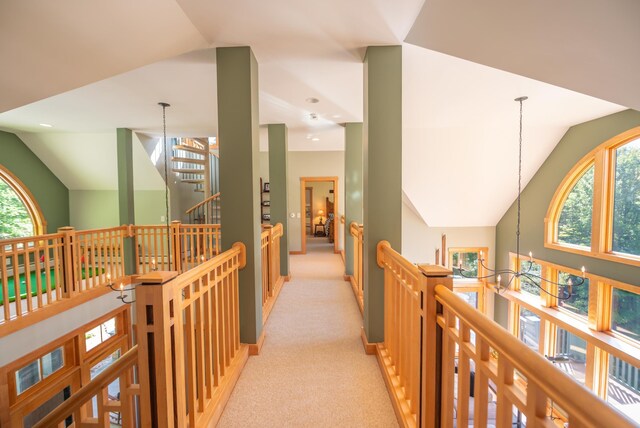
[217,237,398,427]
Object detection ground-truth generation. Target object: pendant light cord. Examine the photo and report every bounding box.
[516,97,524,274]
[159,102,171,266]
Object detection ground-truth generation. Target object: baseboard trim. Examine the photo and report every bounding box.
[284,275,291,282]
[289,250,304,255]
[375,343,417,428]
[343,274,351,282]
[247,329,266,356]
[360,327,377,355]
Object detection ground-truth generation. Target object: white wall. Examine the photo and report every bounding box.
[402,200,496,270]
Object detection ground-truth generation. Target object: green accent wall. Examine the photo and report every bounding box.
[363,46,402,343]
[344,123,363,276]
[494,109,640,326]
[117,128,136,274]
[268,124,290,276]
[217,46,263,344]
[0,131,69,232]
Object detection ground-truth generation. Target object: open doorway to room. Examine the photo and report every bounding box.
[300,177,338,254]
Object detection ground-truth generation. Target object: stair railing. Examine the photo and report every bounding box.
[185,192,221,224]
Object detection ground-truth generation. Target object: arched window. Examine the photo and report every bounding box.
[545,127,640,266]
[0,165,45,238]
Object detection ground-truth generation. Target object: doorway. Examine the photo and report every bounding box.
[300,177,339,254]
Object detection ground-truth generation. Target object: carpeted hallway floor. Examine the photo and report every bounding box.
[217,236,398,427]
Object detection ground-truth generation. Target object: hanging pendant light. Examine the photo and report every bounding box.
[458,96,586,299]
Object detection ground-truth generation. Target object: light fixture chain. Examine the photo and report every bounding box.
[159,102,171,267]
[516,98,523,273]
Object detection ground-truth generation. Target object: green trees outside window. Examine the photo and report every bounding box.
[557,165,594,248]
[0,177,34,239]
[612,138,640,257]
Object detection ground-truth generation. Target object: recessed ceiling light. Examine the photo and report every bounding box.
[306,97,319,104]
[312,137,320,142]
[310,113,318,120]
[39,123,53,128]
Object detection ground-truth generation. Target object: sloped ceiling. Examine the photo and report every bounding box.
[0,0,634,226]
[0,0,207,113]
[405,0,640,112]
[17,132,165,190]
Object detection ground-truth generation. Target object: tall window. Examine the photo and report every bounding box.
[612,138,640,257]
[546,128,640,267]
[0,166,44,238]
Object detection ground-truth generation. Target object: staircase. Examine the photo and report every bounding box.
[172,138,221,223]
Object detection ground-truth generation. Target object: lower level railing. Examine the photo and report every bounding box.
[376,241,635,428]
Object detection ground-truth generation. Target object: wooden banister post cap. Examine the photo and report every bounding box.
[58,226,75,232]
[137,271,178,285]
[417,264,453,277]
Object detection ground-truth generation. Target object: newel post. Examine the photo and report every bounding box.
[418,264,453,428]
[135,270,179,428]
[57,226,77,298]
[171,220,182,273]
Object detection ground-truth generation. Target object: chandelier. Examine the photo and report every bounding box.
[457,96,585,300]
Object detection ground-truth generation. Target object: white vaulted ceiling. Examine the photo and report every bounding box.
[0,0,634,226]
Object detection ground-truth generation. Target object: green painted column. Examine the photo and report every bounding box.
[344,123,363,276]
[363,46,402,343]
[268,124,290,276]
[117,128,136,275]
[217,47,263,344]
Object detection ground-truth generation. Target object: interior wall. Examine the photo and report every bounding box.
[70,190,167,229]
[0,131,69,232]
[494,109,640,326]
[402,200,496,268]
[285,151,345,252]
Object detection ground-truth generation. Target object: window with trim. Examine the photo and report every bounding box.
[0,166,45,238]
[449,247,490,315]
[505,253,640,421]
[545,127,640,266]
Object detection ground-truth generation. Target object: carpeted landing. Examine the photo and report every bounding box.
[217,237,398,427]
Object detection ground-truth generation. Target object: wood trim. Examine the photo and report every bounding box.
[247,331,266,356]
[375,343,416,428]
[284,275,291,282]
[289,250,303,255]
[343,274,351,282]
[360,327,377,355]
[299,176,339,254]
[544,126,640,268]
[0,286,115,338]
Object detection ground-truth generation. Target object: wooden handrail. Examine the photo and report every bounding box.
[185,192,221,215]
[34,346,139,428]
[434,284,635,427]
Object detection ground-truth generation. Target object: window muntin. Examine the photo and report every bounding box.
[85,317,117,351]
[612,138,640,257]
[15,346,65,395]
[611,288,640,343]
[546,127,640,268]
[557,165,594,248]
[557,273,589,318]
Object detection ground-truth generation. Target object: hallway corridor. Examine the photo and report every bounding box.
[218,237,398,427]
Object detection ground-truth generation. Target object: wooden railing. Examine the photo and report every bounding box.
[133,221,221,274]
[1,223,220,335]
[349,222,364,312]
[185,192,221,224]
[136,243,248,428]
[376,240,635,428]
[33,345,141,428]
[261,223,285,324]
